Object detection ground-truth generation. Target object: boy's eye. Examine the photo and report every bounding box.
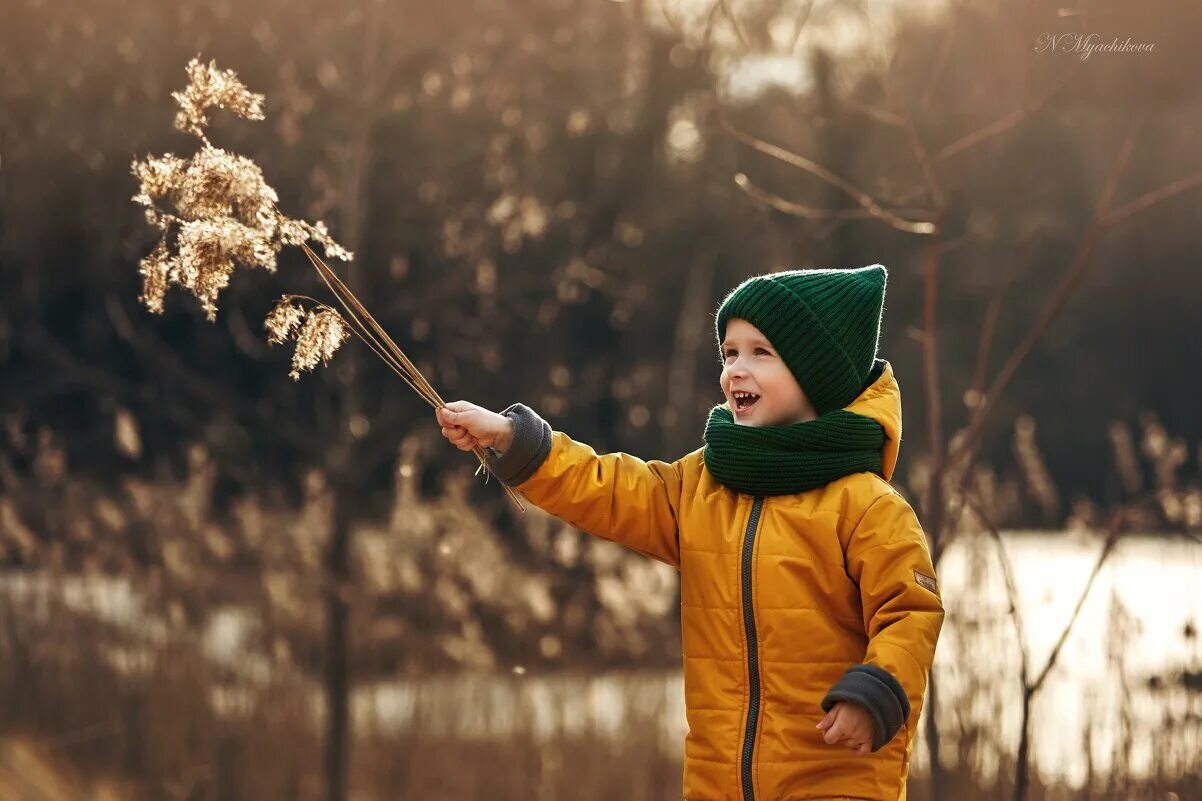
[724,347,771,358]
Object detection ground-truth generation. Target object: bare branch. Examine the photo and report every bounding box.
[947,127,1140,470]
[718,0,751,50]
[967,289,1004,413]
[902,112,943,208]
[840,98,907,128]
[920,228,946,546]
[659,0,686,39]
[1029,517,1123,694]
[1103,170,1202,227]
[935,61,1083,163]
[787,0,818,54]
[962,492,1031,687]
[919,12,957,111]
[717,115,938,235]
[733,173,936,223]
[702,1,723,51]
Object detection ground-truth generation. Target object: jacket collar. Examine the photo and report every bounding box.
[843,358,903,481]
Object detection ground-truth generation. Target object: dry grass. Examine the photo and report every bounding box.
[1,418,1198,801]
[1,577,1197,801]
[130,55,521,507]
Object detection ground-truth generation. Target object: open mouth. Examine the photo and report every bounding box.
[733,392,760,413]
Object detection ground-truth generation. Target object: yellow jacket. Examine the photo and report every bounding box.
[487,360,944,801]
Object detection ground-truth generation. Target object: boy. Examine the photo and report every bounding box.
[436,265,943,801]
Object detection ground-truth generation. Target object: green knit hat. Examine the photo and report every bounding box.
[714,264,888,416]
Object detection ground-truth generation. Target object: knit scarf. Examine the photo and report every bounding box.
[702,406,887,496]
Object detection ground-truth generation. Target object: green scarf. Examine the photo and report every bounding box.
[702,407,887,496]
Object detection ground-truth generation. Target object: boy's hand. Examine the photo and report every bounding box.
[816,701,875,756]
[436,400,515,454]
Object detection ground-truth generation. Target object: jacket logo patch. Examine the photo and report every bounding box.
[914,570,939,594]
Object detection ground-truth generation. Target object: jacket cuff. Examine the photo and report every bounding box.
[820,664,911,752]
[483,403,553,486]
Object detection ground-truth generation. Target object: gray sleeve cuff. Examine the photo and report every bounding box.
[820,664,911,752]
[483,403,553,486]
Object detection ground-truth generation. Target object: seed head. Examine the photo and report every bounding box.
[264,298,306,345]
[289,309,350,380]
[172,57,266,141]
[131,56,353,325]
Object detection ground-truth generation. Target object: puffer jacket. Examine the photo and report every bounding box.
[485,359,944,801]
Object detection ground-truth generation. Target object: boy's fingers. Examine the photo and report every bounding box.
[816,709,834,730]
[443,400,476,417]
[821,719,845,745]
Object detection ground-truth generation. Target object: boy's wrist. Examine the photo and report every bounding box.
[493,418,515,455]
[821,663,910,752]
[483,405,553,486]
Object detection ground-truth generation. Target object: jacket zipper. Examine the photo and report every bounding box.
[740,496,765,801]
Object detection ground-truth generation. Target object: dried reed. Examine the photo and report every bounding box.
[131,56,522,510]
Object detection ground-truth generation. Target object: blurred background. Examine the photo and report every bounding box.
[2,0,1201,799]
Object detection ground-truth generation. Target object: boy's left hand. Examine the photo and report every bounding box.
[817,701,875,756]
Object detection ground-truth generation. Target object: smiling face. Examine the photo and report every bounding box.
[720,318,818,426]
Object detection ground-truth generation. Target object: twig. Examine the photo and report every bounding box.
[935,61,1082,162]
[733,173,936,222]
[946,127,1141,472]
[1030,519,1122,694]
[299,244,525,512]
[702,1,724,52]
[962,493,1031,686]
[281,292,424,400]
[718,0,751,50]
[920,224,946,552]
[840,98,907,128]
[919,12,957,111]
[967,289,1003,412]
[963,490,1125,801]
[1102,170,1202,227]
[717,114,937,234]
[787,0,817,54]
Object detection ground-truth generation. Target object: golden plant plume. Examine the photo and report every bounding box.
[130,56,524,510]
[132,57,352,328]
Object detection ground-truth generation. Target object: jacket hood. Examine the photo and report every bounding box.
[843,358,903,481]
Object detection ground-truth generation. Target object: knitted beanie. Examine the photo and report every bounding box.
[714,264,888,416]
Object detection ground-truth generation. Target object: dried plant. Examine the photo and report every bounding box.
[131,59,352,327]
[130,56,522,510]
[1013,415,1060,523]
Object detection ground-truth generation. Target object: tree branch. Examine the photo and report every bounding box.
[732,172,936,223]
[935,61,1083,163]
[716,114,938,234]
[947,127,1141,471]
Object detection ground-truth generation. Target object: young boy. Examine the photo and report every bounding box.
[436,265,943,801]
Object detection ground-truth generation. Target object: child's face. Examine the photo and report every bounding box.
[720,318,818,426]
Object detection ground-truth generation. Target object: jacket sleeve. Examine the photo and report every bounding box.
[484,403,684,569]
[821,490,944,752]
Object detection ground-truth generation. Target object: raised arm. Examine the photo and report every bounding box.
[821,489,944,752]
[484,403,683,569]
